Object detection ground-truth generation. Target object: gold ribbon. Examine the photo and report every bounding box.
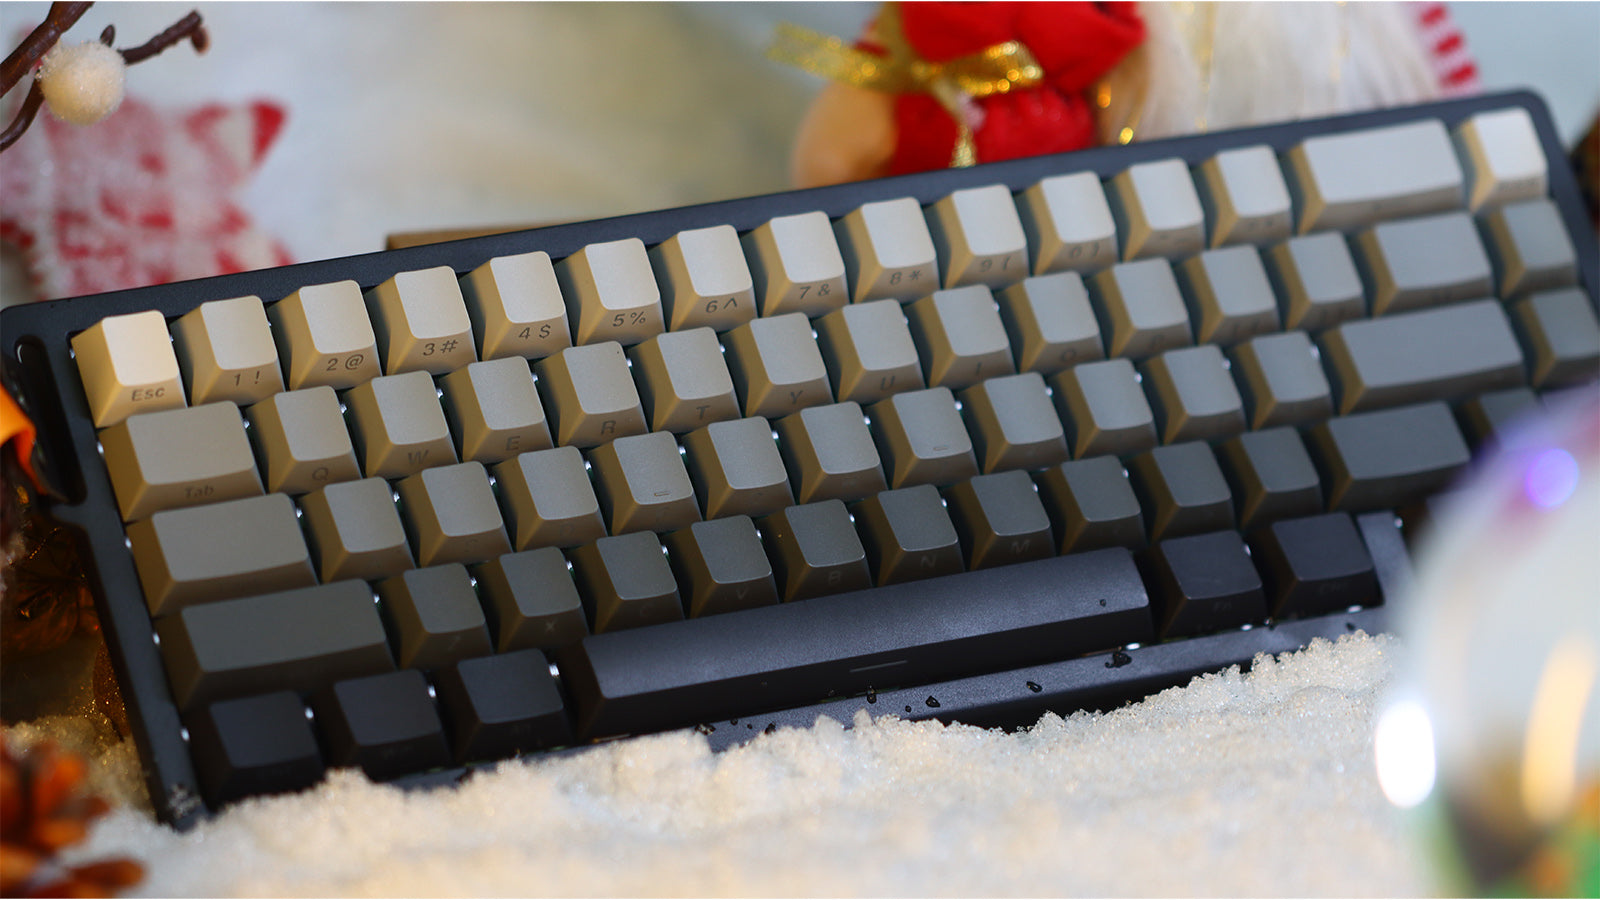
[769,3,1044,168]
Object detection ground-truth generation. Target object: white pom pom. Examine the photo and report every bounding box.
[37,40,127,126]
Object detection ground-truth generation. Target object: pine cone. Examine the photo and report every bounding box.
[0,736,141,898]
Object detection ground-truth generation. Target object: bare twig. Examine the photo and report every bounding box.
[1,2,92,96]
[0,83,44,152]
[120,11,207,65]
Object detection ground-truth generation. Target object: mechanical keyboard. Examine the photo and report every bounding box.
[2,90,1596,827]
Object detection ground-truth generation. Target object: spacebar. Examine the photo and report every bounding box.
[557,547,1153,739]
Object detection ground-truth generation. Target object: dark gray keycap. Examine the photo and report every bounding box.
[344,370,458,479]
[534,342,648,448]
[128,493,316,615]
[310,669,450,781]
[627,327,740,433]
[1176,246,1280,345]
[299,476,414,583]
[1229,331,1334,429]
[1481,199,1579,297]
[1048,358,1157,458]
[493,446,606,550]
[1512,288,1600,387]
[959,372,1069,473]
[433,649,572,764]
[472,548,589,652]
[569,532,684,633]
[664,516,779,617]
[1353,211,1493,315]
[681,416,793,519]
[995,272,1104,375]
[1264,233,1365,331]
[187,692,323,808]
[852,484,964,585]
[101,401,263,521]
[439,357,552,463]
[774,401,887,504]
[1087,260,1192,359]
[1306,402,1472,512]
[758,500,872,602]
[375,564,493,670]
[814,299,924,404]
[245,386,362,494]
[1034,455,1145,553]
[905,286,1015,389]
[156,580,394,710]
[1250,512,1380,618]
[1320,299,1525,413]
[587,431,701,534]
[396,461,512,567]
[1140,345,1247,444]
[1145,530,1267,639]
[942,470,1054,570]
[1216,428,1323,531]
[722,312,832,418]
[867,386,979,488]
[1456,387,1541,449]
[1128,442,1235,542]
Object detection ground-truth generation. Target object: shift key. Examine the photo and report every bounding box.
[128,494,316,615]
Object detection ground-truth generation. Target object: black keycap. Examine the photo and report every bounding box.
[1306,402,1471,512]
[310,669,450,781]
[472,548,589,652]
[1127,442,1234,542]
[1455,387,1541,449]
[555,547,1152,739]
[942,471,1054,570]
[852,484,964,585]
[187,691,323,808]
[1034,456,1145,553]
[433,649,573,764]
[375,565,494,671]
[663,516,779,617]
[1215,428,1323,531]
[568,532,684,633]
[1143,531,1268,639]
[1249,513,1380,618]
[758,500,872,602]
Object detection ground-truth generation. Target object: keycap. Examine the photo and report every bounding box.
[1306,401,1471,512]
[343,370,458,479]
[472,548,589,652]
[493,446,606,550]
[100,402,262,521]
[867,386,978,488]
[1048,358,1157,458]
[186,692,322,808]
[941,470,1054,570]
[1511,288,1600,387]
[1195,145,1293,247]
[774,402,887,504]
[1455,107,1547,210]
[533,342,648,448]
[1144,530,1267,639]
[460,251,572,360]
[1455,387,1541,449]
[555,238,665,346]
[1481,199,1579,297]
[834,197,940,302]
[1353,211,1494,315]
[1141,346,1246,444]
[1264,233,1366,332]
[1286,119,1463,232]
[1249,512,1380,618]
[1320,299,1525,414]
[757,500,872,602]
[557,546,1151,739]
[170,296,284,406]
[375,564,493,670]
[959,372,1068,473]
[680,416,793,519]
[1128,442,1235,542]
[568,532,684,633]
[906,286,1015,389]
[627,327,740,433]
[1016,172,1118,274]
[365,266,478,375]
[434,649,574,762]
[310,670,451,781]
[995,273,1104,374]
[268,280,381,390]
[663,516,779,617]
[244,386,361,494]
[814,299,924,404]
[742,211,849,318]
[1228,331,1334,429]
[588,431,701,535]
[722,313,832,418]
[128,493,315,615]
[299,476,414,583]
[925,184,1029,288]
[1087,260,1192,360]
[1034,455,1145,553]
[1215,428,1323,531]
[439,357,553,464]
[155,579,394,710]
[1108,158,1206,260]
[650,224,757,331]
[72,309,187,427]
[1176,246,1280,345]
[852,485,963,586]
[395,461,511,567]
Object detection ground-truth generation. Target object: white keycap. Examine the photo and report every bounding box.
[1109,159,1206,261]
[1016,172,1118,275]
[555,237,665,346]
[650,224,757,332]
[834,197,940,302]
[170,295,284,406]
[1196,146,1292,247]
[73,309,186,428]
[460,251,572,361]
[365,266,477,375]
[268,280,382,390]
[1455,107,1548,211]
[1286,119,1463,233]
[925,184,1029,289]
[742,211,848,317]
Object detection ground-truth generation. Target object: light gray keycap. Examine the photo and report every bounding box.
[127,493,315,615]
[681,416,793,519]
[588,431,702,535]
[958,372,1068,473]
[995,273,1104,374]
[906,286,1015,389]
[1320,298,1526,413]
[1481,199,1579,298]
[814,299,924,404]
[866,386,978,488]
[1455,107,1548,211]
[396,461,511,567]
[722,313,832,418]
[171,295,284,406]
[925,184,1029,289]
[344,370,457,478]
[101,402,262,521]
[365,266,478,375]
[555,238,665,346]
[472,548,589,652]
[1088,260,1192,359]
[1048,358,1157,458]
[1108,159,1206,260]
[73,309,186,428]
[627,327,739,433]
[1176,246,1281,345]
[440,357,552,464]
[493,446,606,550]
[1016,172,1118,274]
[1512,288,1600,387]
[246,386,361,494]
[774,401,886,503]
[1353,211,1494,315]
[1140,345,1247,444]
[569,532,684,633]
[1287,119,1464,232]
[269,280,381,390]
[741,211,849,317]
[662,517,779,618]
[375,565,492,670]
[650,224,757,332]
[1265,233,1366,331]
[835,197,940,302]
[533,342,647,448]
[1229,332,1334,429]
[1195,145,1292,247]
[459,251,572,361]
[299,477,414,583]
